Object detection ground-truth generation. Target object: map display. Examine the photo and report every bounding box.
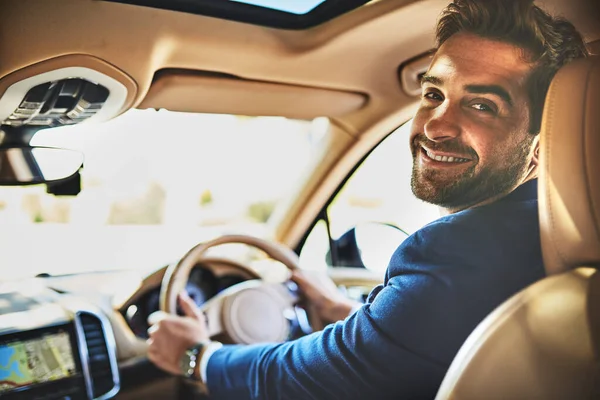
[0,331,77,393]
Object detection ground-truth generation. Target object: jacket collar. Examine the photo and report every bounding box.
[500,179,538,203]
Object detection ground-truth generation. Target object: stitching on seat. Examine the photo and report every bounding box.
[545,70,569,267]
[581,63,600,249]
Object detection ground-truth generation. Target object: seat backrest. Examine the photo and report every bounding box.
[435,56,600,400]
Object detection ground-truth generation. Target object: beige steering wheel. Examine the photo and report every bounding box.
[159,235,315,344]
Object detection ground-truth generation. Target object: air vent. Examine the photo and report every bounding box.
[79,312,117,399]
[2,78,109,128]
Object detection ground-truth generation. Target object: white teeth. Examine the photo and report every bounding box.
[425,148,468,163]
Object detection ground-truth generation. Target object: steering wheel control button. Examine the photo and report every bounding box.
[285,280,299,294]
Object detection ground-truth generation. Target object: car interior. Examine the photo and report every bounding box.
[0,0,598,399]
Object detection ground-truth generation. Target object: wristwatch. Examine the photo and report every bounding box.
[180,343,205,379]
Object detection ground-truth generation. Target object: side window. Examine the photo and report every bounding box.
[299,121,439,273]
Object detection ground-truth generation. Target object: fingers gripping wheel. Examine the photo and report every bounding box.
[159,235,315,344]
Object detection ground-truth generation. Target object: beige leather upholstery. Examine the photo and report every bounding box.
[436,56,600,400]
[539,57,600,275]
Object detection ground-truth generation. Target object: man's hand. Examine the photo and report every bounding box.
[146,292,209,376]
[291,270,361,324]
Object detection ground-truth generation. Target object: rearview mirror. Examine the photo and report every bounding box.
[0,146,84,185]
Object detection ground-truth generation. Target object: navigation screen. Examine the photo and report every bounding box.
[0,330,78,393]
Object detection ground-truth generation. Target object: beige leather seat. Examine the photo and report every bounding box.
[435,56,600,399]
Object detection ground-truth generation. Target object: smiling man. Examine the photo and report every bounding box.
[411,33,539,213]
[147,1,590,398]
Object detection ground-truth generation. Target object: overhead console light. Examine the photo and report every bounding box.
[2,79,109,128]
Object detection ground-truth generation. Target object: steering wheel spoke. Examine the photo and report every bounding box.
[199,295,225,338]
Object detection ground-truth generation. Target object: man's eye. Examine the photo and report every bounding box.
[423,91,443,101]
[470,103,496,113]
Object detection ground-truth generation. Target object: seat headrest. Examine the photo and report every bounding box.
[539,56,600,275]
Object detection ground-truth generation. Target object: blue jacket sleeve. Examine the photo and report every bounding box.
[206,209,543,399]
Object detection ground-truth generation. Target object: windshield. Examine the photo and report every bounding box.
[0,109,327,279]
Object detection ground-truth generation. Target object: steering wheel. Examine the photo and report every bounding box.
[159,235,316,344]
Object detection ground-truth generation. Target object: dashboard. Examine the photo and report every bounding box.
[0,288,119,400]
[0,262,255,400]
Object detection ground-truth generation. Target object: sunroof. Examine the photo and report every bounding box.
[105,0,373,29]
[229,0,327,15]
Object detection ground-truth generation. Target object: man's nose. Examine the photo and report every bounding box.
[423,104,461,142]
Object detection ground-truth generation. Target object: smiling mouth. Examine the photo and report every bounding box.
[421,146,472,164]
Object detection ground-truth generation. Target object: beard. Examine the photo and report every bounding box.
[410,134,533,211]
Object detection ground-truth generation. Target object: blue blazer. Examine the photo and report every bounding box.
[206,180,544,399]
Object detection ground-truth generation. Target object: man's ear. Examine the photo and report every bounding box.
[530,136,540,168]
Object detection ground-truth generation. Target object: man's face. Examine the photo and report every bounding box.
[410,33,538,212]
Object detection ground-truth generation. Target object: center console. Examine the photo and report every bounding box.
[0,309,119,400]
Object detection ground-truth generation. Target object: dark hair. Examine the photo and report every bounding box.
[436,0,590,134]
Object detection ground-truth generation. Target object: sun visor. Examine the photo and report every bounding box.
[137,71,367,119]
[399,52,433,97]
